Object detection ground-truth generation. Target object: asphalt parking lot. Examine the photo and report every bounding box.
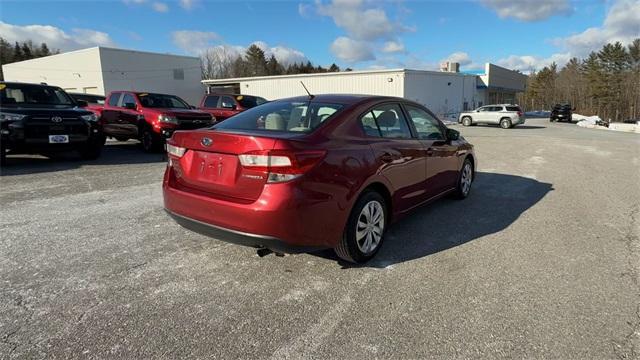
[1,117,639,359]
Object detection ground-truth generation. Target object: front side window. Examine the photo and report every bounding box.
[213,100,343,133]
[359,103,412,139]
[405,105,444,140]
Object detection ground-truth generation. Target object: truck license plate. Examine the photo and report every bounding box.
[49,135,69,144]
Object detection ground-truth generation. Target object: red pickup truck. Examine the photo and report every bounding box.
[101,91,214,152]
[198,93,267,121]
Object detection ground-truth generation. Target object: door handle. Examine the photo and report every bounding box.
[381,152,395,163]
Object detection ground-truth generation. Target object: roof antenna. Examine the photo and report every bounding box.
[300,81,314,100]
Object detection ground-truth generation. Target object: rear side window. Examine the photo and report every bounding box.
[213,100,343,133]
[237,95,267,108]
[360,103,412,139]
[122,93,136,107]
[108,93,121,106]
[220,96,235,108]
[492,106,504,112]
[506,106,521,112]
[204,95,220,108]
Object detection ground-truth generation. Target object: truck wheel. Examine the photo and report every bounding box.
[500,118,512,129]
[0,142,7,166]
[334,191,387,264]
[462,117,472,126]
[79,137,104,160]
[140,127,161,153]
[115,137,129,142]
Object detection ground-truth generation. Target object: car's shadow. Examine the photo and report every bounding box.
[312,172,553,268]
[0,141,166,176]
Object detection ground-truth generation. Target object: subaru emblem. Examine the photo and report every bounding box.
[201,137,213,146]
[51,116,63,123]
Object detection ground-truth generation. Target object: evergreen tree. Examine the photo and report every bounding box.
[244,44,268,76]
[37,43,51,57]
[12,42,23,62]
[328,63,340,72]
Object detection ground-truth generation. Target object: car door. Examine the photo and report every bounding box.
[360,102,429,213]
[201,94,221,118]
[219,95,238,120]
[475,106,489,123]
[403,104,459,198]
[118,92,141,138]
[489,106,503,124]
[101,92,122,136]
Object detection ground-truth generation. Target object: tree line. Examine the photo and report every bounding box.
[0,37,59,80]
[200,44,350,80]
[518,38,640,122]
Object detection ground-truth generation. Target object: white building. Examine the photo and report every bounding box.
[202,63,526,120]
[2,47,204,105]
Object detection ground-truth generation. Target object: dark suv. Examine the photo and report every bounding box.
[550,103,573,122]
[0,82,104,165]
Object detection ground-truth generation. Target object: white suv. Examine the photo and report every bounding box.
[458,104,525,129]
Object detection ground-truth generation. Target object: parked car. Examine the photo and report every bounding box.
[550,103,573,122]
[0,82,104,165]
[163,94,476,263]
[101,91,215,152]
[198,93,267,121]
[458,104,525,128]
[68,93,105,118]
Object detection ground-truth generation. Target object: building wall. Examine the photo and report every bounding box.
[404,71,478,120]
[235,70,405,100]
[2,47,105,94]
[99,48,204,105]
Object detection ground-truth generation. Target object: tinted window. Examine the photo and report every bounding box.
[491,106,504,112]
[108,93,121,106]
[122,93,136,108]
[360,103,412,139]
[70,94,105,105]
[137,93,189,109]
[478,107,488,112]
[506,106,521,112]
[220,96,235,108]
[0,83,74,107]
[405,105,444,140]
[213,100,343,133]
[237,95,267,109]
[204,95,220,108]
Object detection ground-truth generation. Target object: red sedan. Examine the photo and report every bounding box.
[163,95,476,263]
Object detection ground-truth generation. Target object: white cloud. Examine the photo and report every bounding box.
[441,51,472,66]
[179,0,196,10]
[480,0,573,21]
[557,0,640,57]
[151,2,169,12]
[497,0,640,72]
[382,41,405,53]
[171,30,221,54]
[0,21,115,52]
[330,36,374,63]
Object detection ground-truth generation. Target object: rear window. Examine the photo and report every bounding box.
[506,106,521,111]
[213,100,343,133]
[236,95,267,109]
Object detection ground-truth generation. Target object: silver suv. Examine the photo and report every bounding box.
[458,104,525,129]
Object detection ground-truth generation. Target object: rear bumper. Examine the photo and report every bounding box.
[165,209,324,253]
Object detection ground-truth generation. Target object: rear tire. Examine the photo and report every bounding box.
[462,117,472,126]
[115,137,129,142]
[500,118,512,129]
[0,142,7,167]
[453,158,473,199]
[334,191,387,264]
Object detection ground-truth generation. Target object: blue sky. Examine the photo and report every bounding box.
[1,0,638,72]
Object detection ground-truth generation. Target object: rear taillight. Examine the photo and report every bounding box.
[239,150,326,183]
[166,143,186,158]
[517,111,523,116]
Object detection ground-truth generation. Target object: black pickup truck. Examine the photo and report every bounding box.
[550,103,573,122]
[0,82,105,165]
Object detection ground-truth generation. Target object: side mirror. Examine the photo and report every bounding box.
[124,102,137,110]
[446,128,460,141]
[76,100,88,108]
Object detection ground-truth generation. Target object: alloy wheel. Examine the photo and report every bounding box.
[461,163,473,196]
[355,200,385,254]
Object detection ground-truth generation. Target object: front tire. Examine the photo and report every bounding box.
[79,135,105,160]
[453,158,473,199]
[334,191,387,264]
[140,127,161,153]
[462,117,472,126]
[500,118,512,129]
[0,142,7,166]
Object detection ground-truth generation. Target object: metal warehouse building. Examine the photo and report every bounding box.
[2,47,204,105]
[202,63,526,120]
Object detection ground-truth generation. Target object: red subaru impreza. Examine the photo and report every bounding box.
[163,94,475,263]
